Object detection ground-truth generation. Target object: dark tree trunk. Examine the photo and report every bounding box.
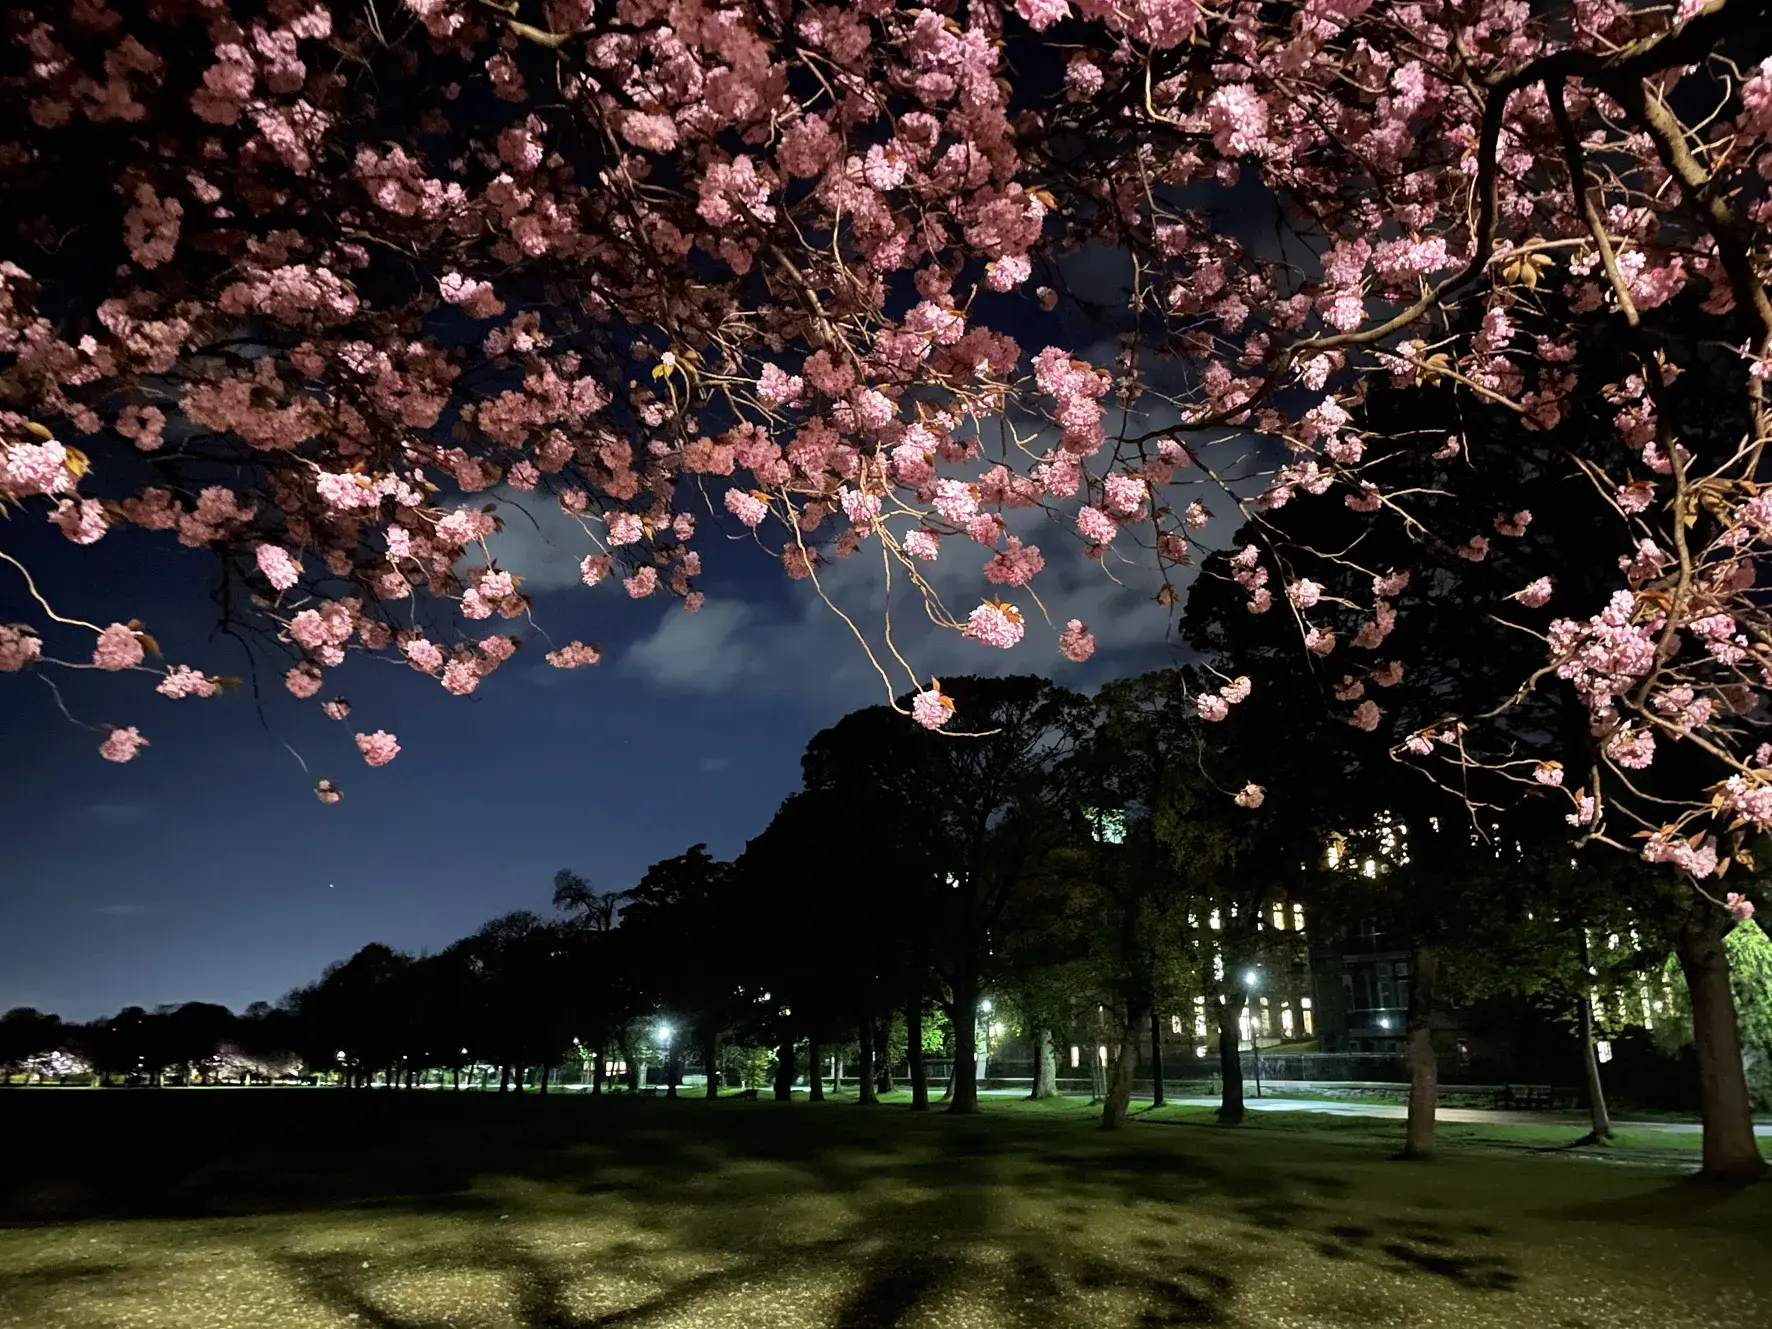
[947,973,980,1115]
[539,1065,551,1095]
[703,1030,720,1099]
[857,1015,879,1105]
[666,1044,680,1098]
[1030,1028,1057,1099]
[1400,945,1439,1160]
[499,1064,510,1094]
[592,1047,606,1096]
[1674,914,1768,1180]
[625,1053,640,1093]
[1101,1008,1145,1130]
[1578,994,1614,1143]
[907,998,929,1111]
[1216,991,1247,1125]
[808,1039,824,1101]
[773,1039,796,1101]
[452,1066,460,1091]
[876,1016,895,1093]
[515,1066,527,1094]
[1149,1008,1167,1108]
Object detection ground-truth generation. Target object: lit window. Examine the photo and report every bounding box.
[1363,858,1377,878]
[1303,1007,1314,1035]
[1097,1045,1108,1064]
[1195,1012,1208,1038]
[1213,954,1224,982]
[1596,1040,1613,1064]
[1271,903,1286,929]
[1171,1014,1183,1035]
[1261,1008,1273,1034]
[1293,903,1305,930]
[1209,908,1222,931]
[1281,1008,1295,1037]
[1300,997,1312,1010]
[1188,912,1199,929]
[1196,1046,1208,1058]
[1070,1045,1080,1069]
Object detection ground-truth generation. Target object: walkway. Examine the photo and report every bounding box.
[1162,1094,1772,1136]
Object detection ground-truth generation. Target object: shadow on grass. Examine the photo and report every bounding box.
[0,1091,1549,1327]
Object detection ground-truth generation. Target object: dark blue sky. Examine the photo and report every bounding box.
[1,424,1197,1023]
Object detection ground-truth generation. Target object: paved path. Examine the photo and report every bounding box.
[1160,1094,1772,1136]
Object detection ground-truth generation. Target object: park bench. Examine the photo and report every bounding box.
[1496,1083,1553,1111]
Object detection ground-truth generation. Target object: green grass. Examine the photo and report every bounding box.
[0,1091,1767,1328]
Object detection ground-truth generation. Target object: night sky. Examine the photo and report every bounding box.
[1,249,1232,1022]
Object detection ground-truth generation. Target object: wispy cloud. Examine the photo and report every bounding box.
[94,903,157,918]
[82,804,146,823]
[697,756,732,772]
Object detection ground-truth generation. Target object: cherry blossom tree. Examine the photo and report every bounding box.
[4,0,1772,898]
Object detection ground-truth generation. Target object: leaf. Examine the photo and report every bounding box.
[23,421,53,440]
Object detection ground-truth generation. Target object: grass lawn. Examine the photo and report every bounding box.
[0,1090,1767,1328]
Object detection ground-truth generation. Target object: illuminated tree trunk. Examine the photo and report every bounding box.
[1674,915,1768,1180]
[1101,1007,1144,1130]
[1216,991,1246,1125]
[1578,995,1614,1143]
[907,999,929,1112]
[773,1039,795,1100]
[1030,1028,1057,1099]
[1149,1009,1167,1108]
[857,1015,879,1105]
[947,974,980,1115]
[876,1016,895,1094]
[1401,946,1439,1160]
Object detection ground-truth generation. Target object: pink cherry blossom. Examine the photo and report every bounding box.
[314,779,343,804]
[964,601,1025,649]
[99,726,147,763]
[0,625,43,672]
[1725,892,1756,923]
[1196,694,1230,722]
[1234,783,1265,809]
[1076,506,1118,544]
[546,642,602,669]
[1514,577,1554,608]
[157,666,216,699]
[355,730,400,767]
[286,664,323,698]
[1349,700,1382,732]
[92,624,144,671]
[1058,619,1095,662]
[903,529,940,561]
[912,686,955,730]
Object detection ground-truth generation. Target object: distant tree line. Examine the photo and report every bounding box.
[6,663,1769,1180]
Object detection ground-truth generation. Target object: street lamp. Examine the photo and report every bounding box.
[656,1024,672,1044]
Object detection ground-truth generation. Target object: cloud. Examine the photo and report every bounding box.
[82,804,146,822]
[474,487,599,593]
[95,903,157,917]
[619,495,1202,717]
[698,756,732,772]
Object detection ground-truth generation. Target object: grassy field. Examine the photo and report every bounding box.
[0,1090,1767,1328]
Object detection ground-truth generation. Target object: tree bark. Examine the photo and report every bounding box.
[499,1064,510,1094]
[857,1015,879,1105]
[876,1016,895,1093]
[1149,1008,1167,1108]
[1674,914,1768,1180]
[773,1039,795,1101]
[808,1038,824,1101]
[703,1030,720,1099]
[947,980,980,1114]
[1216,991,1246,1125]
[1031,1027,1057,1099]
[592,1047,605,1096]
[1101,1007,1145,1130]
[539,1064,551,1095]
[907,998,929,1111]
[1578,994,1614,1143]
[1400,945,1439,1160]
